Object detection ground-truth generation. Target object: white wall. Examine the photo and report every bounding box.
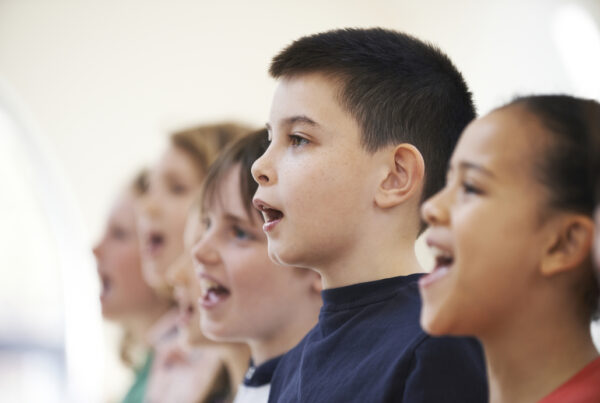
[1,0,597,242]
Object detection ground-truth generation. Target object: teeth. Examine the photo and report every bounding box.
[200,278,223,295]
[430,245,453,260]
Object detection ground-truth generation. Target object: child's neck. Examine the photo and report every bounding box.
[249,295,321,366]
[123,299,172,347]
[320,234,422,289]
[220,343,251,390]
[482,303,598,403]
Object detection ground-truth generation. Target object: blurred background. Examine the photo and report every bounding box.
[1,0,599,402]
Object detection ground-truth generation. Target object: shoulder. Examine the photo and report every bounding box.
[402,335,488,402]
[538,356,600,403]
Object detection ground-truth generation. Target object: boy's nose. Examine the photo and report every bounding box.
[251,150,275,186]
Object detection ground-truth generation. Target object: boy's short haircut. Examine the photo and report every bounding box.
[200,129,270,221]
[270,27,476,206]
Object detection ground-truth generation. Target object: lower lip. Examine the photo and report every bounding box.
[419,266,451,288]
[263,218,282,232]
[145,241,166,258]
[200,291,230,310]
[100,284,110,301]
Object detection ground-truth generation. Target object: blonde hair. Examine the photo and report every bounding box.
[170,122,254,178]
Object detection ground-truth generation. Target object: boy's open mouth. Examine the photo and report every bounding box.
[253,199,284,232]
[199,276,231,309]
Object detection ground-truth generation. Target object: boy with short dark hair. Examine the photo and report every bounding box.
[252,28,487,402]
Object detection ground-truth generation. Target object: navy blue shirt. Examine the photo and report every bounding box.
[268,274,488,402]
[244,356,282,387]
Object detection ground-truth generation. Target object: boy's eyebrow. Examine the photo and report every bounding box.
[286,115,319,127]
[266,115,321,132]
[457,161,496,178]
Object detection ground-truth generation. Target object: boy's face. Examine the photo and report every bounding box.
[252,73,382,271]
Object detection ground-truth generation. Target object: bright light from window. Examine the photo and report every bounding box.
[0,83,103,403]
[553,3,600,100]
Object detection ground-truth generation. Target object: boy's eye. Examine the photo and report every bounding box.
[289,134,309,147]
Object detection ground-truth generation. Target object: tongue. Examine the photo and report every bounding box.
[267,208,283,221]
[419,266,450,288]
[205,289,229,303]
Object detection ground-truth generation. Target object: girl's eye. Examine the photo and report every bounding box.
[232,226,253,241]
[170,183,188,195]
[110,227,128,240]
[290,134,309,147]
[461,181,482,195]
[201,217,211,231]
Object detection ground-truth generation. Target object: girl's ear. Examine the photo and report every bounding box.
[540,214,594,277]
[374,144,425,209]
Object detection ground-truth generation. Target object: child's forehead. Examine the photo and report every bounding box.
[268,73,363,140]
[270,73,347,123]
[452,109,546,179]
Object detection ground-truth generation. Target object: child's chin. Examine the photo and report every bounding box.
[268,243,299,267]
[200,321,228,343]
[420,311,448,336]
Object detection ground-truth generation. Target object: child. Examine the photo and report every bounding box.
[251,28,487,402]
[194,130,323,403]
[93,171,172,403]
[136,122,251,402]
[420,95,600,402]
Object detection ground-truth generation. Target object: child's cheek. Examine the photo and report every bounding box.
[594,210,600,272]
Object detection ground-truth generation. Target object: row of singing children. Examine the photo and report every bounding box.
[96,27,600,403]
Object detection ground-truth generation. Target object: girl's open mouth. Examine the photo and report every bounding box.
[199,276,231,309]
[145,231,166,258]
[420,245,454,288]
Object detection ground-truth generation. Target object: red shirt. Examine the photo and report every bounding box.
[538,357,600,403]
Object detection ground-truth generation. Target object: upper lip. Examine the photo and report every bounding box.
[253,198,276,212]
[198,272,227,287]
[252,198,283,222]
[425,231,454,261]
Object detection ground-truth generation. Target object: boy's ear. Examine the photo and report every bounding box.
[540,214,594,277]
[374,144,425,209]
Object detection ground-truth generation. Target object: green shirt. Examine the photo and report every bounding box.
[122,352,154,403]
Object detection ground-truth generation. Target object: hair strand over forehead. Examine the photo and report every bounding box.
[199,129,269,221]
